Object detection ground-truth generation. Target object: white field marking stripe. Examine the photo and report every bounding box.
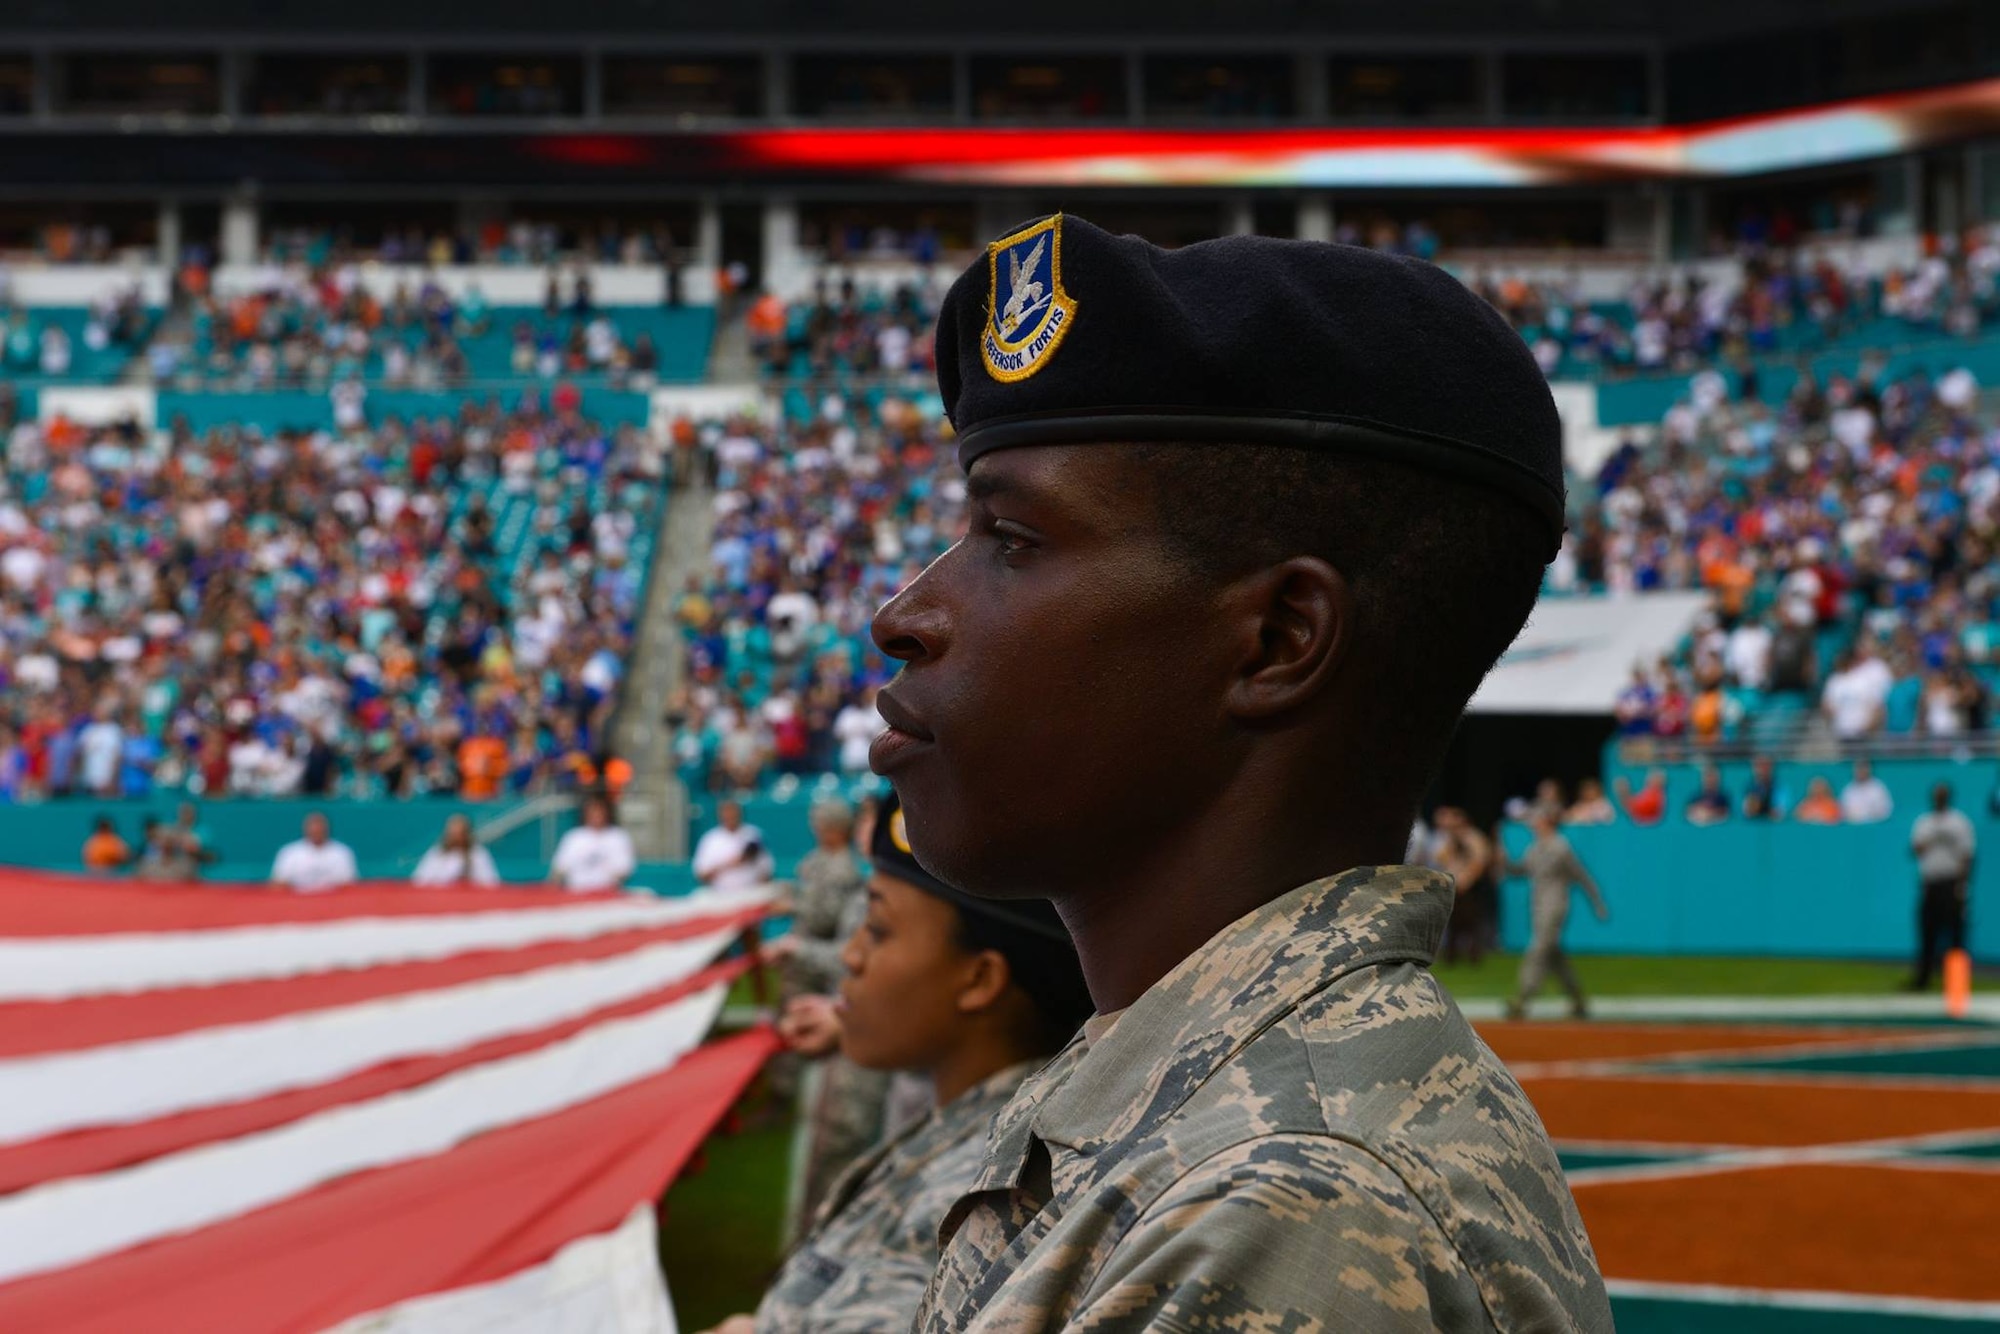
[0,928,736,1146]
[319,1203,676,1334]
[1604,1278,2000,1321]
[1563,1125,2000,1188]
[0,886,769,1001]
[1460,994,2000,1022]
[1555,1136,1761,1156]
[1505,1028,2000,1081]
[1522,1067,2000,1094]
[0,985,725,1286]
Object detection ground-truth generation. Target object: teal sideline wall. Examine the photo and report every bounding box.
[1496,820,2000,962]
[155,388,653,433]
[691,766,1996,962]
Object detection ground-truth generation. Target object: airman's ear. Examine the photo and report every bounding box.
[1218,556,1353,722]
[956,949,1012,1016]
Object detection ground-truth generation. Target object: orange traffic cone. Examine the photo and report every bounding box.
[1943,948,1973,1020]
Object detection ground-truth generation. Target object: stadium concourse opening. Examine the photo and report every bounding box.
[6,0,2000,1330]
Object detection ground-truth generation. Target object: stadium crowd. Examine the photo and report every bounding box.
[1559,351,2000,751]
[666,395,952,793]
[262,221,687,269]
[0,393,656,804]
[147,268,664,391]
[1475,237,2000,380]
[747,275,941,381]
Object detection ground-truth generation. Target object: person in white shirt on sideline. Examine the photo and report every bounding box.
[1839,757,1895,825]
[549,794,639,892]
[412,813,502,887]
[270,812,359,893]
[692,797,776,892]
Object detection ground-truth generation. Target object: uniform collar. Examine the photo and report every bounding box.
[1028,865,1452,1155]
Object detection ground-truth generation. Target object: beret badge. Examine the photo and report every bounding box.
[981,214,1077,383]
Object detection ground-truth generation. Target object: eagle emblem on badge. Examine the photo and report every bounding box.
[981,215,1077,383]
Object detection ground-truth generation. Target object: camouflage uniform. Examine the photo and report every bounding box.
[757,1060,1038,1334]
[789,875,895,1233]
[786,846,868,998]
[915,866,1613,1333]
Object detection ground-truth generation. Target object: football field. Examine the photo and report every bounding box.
[666,955,1995,1332]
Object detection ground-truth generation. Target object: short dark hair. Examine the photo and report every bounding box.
[951,911,1094,1056]
[1129,443,1548,806]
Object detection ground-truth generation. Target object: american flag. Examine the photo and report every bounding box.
[0,869,776,1333]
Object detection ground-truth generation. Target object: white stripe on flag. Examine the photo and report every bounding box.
[0,929,737,1146]
[0,986,725,1286]
[319,1203,677,1334]
[0,887,769,1001]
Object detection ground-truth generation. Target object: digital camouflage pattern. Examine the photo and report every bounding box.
[785,846,868,998]
[915,866,1613,1333]
[791,879,892,1230]
[756,1060,1039,1334]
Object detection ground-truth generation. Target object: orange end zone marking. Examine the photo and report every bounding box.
[1575,1163,2000,1302]
[1520,1075,2000,1148]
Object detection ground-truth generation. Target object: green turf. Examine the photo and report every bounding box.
[1914,1137,2000,1161]
[1611,1296,2000,1333]
[1432,953,1912,999]
[659,1108,791,1331]
[1557,1148,1695,1173]
[1686,1041,2000,1079]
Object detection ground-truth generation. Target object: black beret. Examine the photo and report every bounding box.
[937,213,1566,554]
[869,791,1092,1034]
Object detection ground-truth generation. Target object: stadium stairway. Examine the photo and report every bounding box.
[610,466,716,862]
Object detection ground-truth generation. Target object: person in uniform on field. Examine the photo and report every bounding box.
[765,796,889,1230]
[1501,804,1612,1020]
[869,214,1613,1331]
[696,792,1092,1334]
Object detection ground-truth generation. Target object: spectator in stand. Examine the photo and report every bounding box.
[270,812,360,892]
[1612,667,1657,737]
[548,794,638,892]
[1823,648,1892,742]
[1564,778,1617,825]
[1687,764,1733,824]
[1840,758,1895,823]
[1616,771,1668,825]
[457,722,510,801]
[81,815,133,871]
[412,812,502,887]
[1793,778,1844,824]
[1741,755,1788,821]
[1909,783,1976,990]
[692,797,776,893]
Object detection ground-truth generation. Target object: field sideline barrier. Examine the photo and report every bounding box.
[1498,819,2000,961]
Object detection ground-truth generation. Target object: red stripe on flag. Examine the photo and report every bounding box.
[0,955,758,1194]
[0,1027,779,1334]
[0,907,767,1057]
[0,873,629,938]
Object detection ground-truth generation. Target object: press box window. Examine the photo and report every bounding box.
[1500,53,1650,122]
[427,54,583,117]
[55,54,221,115]
[1142,55,1294,120]
[246,54,410,116]
[792,55,954,119]
[602,56,764,118]
[1325,54,1485,120]
[0,55,31,116]
[970,56,1127,120]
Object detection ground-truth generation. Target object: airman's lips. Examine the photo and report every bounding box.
[869,689,934,774]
